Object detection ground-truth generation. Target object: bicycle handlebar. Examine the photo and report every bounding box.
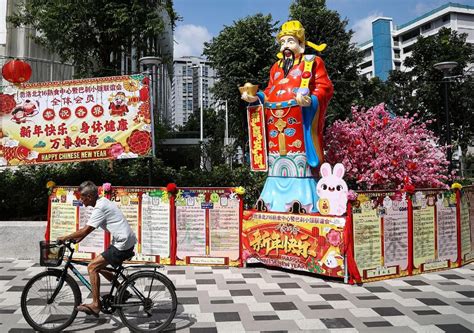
[55,239,77,246]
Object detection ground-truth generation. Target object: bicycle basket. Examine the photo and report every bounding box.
[39,241,65,267]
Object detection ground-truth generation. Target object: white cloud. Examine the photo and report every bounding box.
[174,24,212,59]
[351,12,382,45]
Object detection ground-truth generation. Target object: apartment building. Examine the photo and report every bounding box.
[358,2,474,80]
[170,56,218,128]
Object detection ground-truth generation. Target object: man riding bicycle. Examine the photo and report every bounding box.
[57,180,137,317]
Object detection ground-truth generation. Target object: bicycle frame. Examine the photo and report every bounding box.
[47,242,155,308]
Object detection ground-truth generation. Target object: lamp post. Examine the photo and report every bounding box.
[215,99,229,166]
[433,61,458,176]
[139,56,162,185]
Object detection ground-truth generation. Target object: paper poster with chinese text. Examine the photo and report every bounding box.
[112,187,155,262]
[141,191,171,260]
[175,188,242,266]
[0,75,152,166]
[412,193,437,272]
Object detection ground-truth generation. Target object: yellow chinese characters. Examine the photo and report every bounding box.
[250,230,311,258]
[250,110,265,169]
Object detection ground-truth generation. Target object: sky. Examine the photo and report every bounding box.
[172,0,473,58]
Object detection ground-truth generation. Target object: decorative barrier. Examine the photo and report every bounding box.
[347,186,473,283]
[46,185,473,283]
[46,185,243,267]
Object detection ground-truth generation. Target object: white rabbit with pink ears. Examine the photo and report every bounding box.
[316,163,348,216]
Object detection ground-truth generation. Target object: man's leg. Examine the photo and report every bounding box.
[85,254,109,313]
[99,269,115,283]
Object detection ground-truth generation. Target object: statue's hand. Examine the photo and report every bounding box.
[241,91,258,103]
[296,93,311,107]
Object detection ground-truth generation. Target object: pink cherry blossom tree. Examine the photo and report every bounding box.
[324,103,449,190]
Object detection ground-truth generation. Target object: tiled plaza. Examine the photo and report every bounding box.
[0,259,472,332]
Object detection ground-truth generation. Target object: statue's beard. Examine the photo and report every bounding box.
[282,49,295,78]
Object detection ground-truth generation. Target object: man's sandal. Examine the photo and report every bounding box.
[76,304,100,318]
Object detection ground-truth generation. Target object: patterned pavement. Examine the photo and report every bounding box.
[0,259,472,332]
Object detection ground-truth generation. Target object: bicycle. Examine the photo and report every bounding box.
[21,240,178,332]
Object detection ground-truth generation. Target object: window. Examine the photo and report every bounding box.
[360,61,372,70]
[401,29,419,42]
[394,50,400,59]
[403,44,415,53]
[421,23,431,32]
[442,14,450,22]
[187,82,193,93]
[187,100,193,111]
[182,83,187,93]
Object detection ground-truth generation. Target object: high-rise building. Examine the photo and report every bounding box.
[170,56,218,129]
[357,2,474,80]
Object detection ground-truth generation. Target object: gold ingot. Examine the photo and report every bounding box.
[318,198,330,215]
[238,82,259,97]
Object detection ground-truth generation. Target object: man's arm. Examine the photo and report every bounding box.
[57,225,95,243]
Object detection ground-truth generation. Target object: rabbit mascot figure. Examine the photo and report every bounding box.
[316,163,348,216]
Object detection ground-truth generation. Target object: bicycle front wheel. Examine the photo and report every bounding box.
[21,269,81,332]
[118,270,177,332]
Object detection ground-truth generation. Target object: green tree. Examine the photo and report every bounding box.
[8,0,178,77]
[289,0,363,123]
[388,28,474,152]
[202,14,278,163]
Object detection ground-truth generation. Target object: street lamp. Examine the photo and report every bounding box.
[433,61,458,176]
[139,56,162,185]
[215,99,230,167]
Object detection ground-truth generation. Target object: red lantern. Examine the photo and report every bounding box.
[1,59,32,84]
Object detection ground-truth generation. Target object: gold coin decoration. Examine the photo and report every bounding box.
[123,80,139,92]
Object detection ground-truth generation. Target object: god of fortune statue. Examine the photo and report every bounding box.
[240,20,333,213]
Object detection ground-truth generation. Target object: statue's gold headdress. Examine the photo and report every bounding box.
[276,20,327,59]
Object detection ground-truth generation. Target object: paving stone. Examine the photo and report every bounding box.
[364,321,393,327]
[439,274,464,280]
[321,317,353,328]
[365,286,390,293]
[417,298,448,306]
[405,280,429,286]
[270,302,297,311]
[214,312,241,322]
[229,289,252,296]
[321,293,346,301]
[372,307,404,316]
[436,324,472,333]
[457,290,474,298]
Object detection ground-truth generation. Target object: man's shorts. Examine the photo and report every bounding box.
[101,245,135,268]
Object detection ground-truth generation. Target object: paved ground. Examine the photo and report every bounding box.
[0,259,473,333]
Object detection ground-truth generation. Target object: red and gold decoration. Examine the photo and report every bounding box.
[242,211,346,278]
[246,103,268,171]
[0,74,152,166]
[1,59,32,84]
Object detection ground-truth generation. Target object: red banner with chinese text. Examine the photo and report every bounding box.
[242,211,346,278]
[0,75,153,166]
[246,104,267,171]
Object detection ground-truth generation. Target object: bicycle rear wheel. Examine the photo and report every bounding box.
[118,270,177,332]
[21,269,81,332]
